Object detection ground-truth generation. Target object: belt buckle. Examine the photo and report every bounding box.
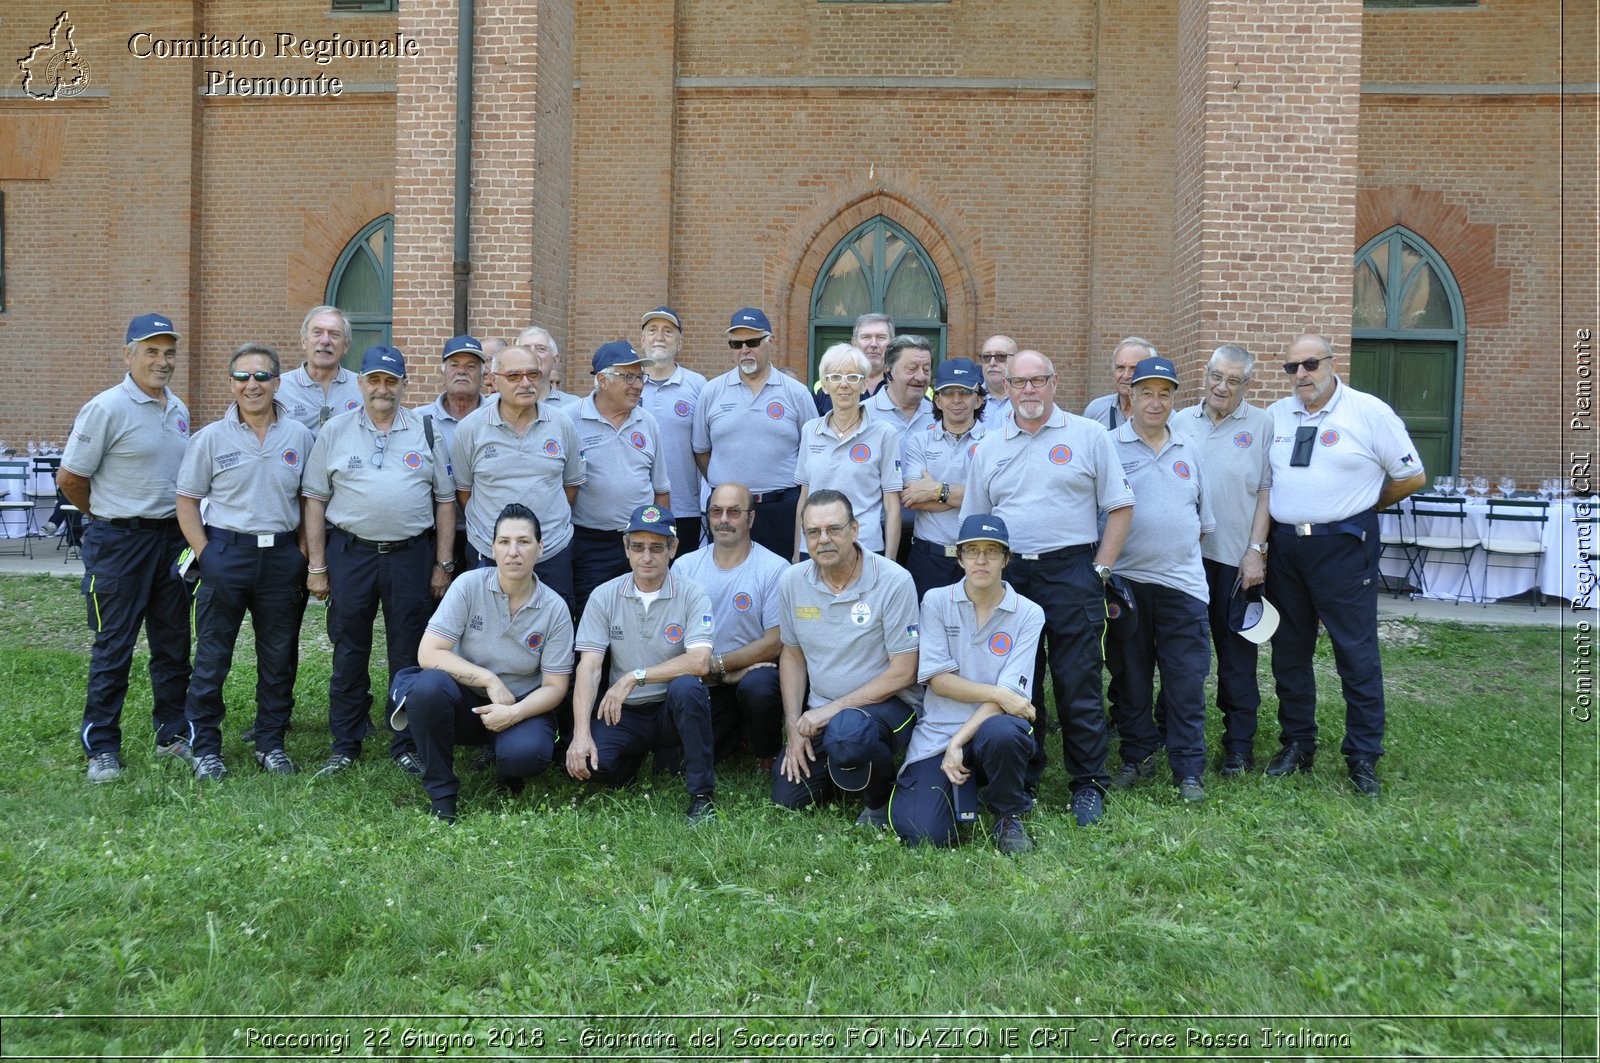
[257,533,275,549]
[943,545,958,558]
[1293,523,1314,537]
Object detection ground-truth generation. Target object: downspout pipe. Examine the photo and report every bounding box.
[452,0,474,335]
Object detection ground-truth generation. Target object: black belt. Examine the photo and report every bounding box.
[1273,520,1368,543]
[104,516,179,531]
[1017,543,1094,562]
[333,527,431,554]
[910,537,958,558]
[207,527,293,548]
[749,487,798,504]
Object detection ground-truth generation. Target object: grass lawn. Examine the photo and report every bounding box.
[0,573,1592,1060]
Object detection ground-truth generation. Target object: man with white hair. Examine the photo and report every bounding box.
[518,325,578,414]
[1082,336,1156,432]
[278,305,363,435]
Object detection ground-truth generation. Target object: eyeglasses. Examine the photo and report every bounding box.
[319,404,333,425]
[1006,374,1055,391]
[605,371,645,385]
[822,373,866,385]
[979,352,1011,363]
[230,370,276,382]
[626,540,671,556]
[497,370,543,384]
[1283,357,1327,376]
[802,523,852,539]
[958,545,1007,562]
[707,506,748,518]
[370,433,388,470]
[728,337,767,350]
[1205,372,1246,389]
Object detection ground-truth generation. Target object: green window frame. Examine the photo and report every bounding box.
[331,0,397,12]
[326,215,394,370]
[809,216,947,383]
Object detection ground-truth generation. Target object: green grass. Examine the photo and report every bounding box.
[0,574,1592,1059]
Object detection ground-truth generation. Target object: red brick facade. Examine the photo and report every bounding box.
[1,0,1593,484]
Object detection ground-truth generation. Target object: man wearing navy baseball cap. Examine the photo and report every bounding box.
[567,503,719,826]
[303,344,456,780]
[413,335,491,574]
[889,513,1043,854]
[901,357,989,598]
[640,307,710,545]
[692,307,816,559]
[59,313,195,783]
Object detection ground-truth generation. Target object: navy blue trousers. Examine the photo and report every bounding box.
[905,537,962,602]
[708,666,784,760]
[1007,545,1111,794]
[570,525,630,623]
[78,521,192,756]
[392,666,557,803]
[1105,579,1211,778]
[770,698,916,810]
[1267,512,1387,760]
[586,675,716,796]
[184,532,308,757]
[325,530,431,758]
[889,714,1034,847]
[1203,557,1261,756]
[749,489,799,562]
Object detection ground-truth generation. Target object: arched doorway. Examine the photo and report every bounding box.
[326,214,394,369]
[1350,226,1465,477]
[809,216,947,382]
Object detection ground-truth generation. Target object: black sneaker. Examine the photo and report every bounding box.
[313,753,354,779]
[1347,758,1381,797]
[393,751,424,777]
[1106,753,1158,790]
[1176,775,1206,803]
[1218,751,1254,777]
[429,798,457,824]
[193,753,227,782]
[87,751,123,784]
[991,814,1035,854]
[687,794,718,826]
[1070,788,1104,827]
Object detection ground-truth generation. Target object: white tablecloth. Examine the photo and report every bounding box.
[1379,497,1590,604]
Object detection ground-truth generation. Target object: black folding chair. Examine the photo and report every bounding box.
[1408,494,1480,603]
[1482,499,1550,608]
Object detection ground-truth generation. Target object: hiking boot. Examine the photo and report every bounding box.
[393,751,424,778]
[313,753,354,779]
[1070,787,1104,827]
[1106,753,1158,790]
[1176,775,1206,804]
[254,749,298,775]
[687,794,718,826]
[87,751,123,784]
[155,737,195,766]
[991,814,1035,854]
[854,803,890,830]
[193,753,227,782]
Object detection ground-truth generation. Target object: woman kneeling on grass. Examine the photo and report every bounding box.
[889,514,1043,854]
[387,503,573,823]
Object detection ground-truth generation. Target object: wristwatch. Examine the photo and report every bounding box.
[632,667,648,684]
[1092,563,1113,583]
[1248,542,1269,557]
[434,559,456,573]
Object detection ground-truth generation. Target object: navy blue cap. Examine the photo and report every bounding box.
[625,503,676,537]
[641,306,682,330]
[956,513,1010,547]
[126,313,179,344]
[592,341,645,374]
[441,335,484,361]
[1130,356,1179,387]
[360,345,407,378]
[1230,583,1280,644]
[726,307,772,335]
[934,358,983,392]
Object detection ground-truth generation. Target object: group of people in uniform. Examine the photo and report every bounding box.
[61,302,1425,852]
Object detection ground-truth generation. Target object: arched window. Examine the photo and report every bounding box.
[809,216,947,380]
[1350,226,1465,477]
[326,214,394,370]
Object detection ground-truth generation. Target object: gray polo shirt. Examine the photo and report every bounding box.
[61,375,190,520]
[866,387,935,443]
[642,364,708,519]
[543,386,579,415]
[961,405,1135,555]
[777,550,922,710]
[302,406,454,542]
[1110,422,1212,602]
[277,364,363,436]
[907,580,1044,767]
[672,542,788,656]
[425,567,575,700]
[1175,401,1274,566]
[575,573,714,706]
[412,392,489,455]
[794,412,904,553]
[692,368,817,494]
[176,403,311,535]
[978,394,1012,429]
[1083,392,1125,431]
[571,397,671,532]
[451,396,586,558]
[900,419,985,546]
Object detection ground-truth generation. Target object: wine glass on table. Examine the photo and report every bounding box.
[1470,476,1489,499]
[1497,476,1516,499]
[1434,475,1454,496]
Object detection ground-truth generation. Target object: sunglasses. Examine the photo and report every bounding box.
[230,370,276,382]
[497,370,543,384]
[1283,357,1327,376]
[728,337,766,350]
